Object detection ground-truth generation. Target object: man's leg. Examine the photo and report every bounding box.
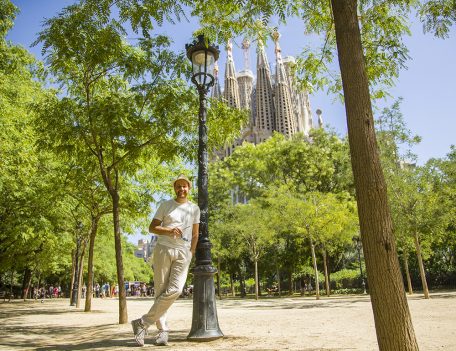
[147,248,192,330]
[132,245,171,346]
[154,248,192,345]
[141,245,172,327]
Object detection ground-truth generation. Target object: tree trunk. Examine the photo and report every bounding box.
[217,256,221,299]
[85,215,99,312]
[331,1,419,349]
[69,248,76,304]
[322,249,330,296]
[276,265,281,297]
[9,270,14,301]
[413,232,430,299]
[76,240,87,308]
[37,273,41,294]
[97,146,127,322]
[288,270,293,295]
[111,189,128,323]
[403,252,413,295]
[240,273,245,298]
[310,238,320,300]
[230,273,235,297]
[254,257,259,300]
[21,268,32,300]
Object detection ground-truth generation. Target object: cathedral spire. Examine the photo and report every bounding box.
[238,37,254,111]
[217,30,316,159]
[273,30,296,137]
[211,62,222,99]
[255,38,276,133]
[272,30,281,57]
[223,39,240,108]
[242,38,251,71]
[316,109,323,128]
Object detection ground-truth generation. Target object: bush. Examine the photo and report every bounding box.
[332,288,362,295]
[330,269,360,290]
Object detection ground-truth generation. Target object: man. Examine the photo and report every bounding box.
[131,174,199,347]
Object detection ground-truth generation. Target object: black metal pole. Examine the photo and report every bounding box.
[196,87,210,263]
[187,86,223,341]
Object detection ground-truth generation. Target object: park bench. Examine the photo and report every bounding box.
[0,291,12,301]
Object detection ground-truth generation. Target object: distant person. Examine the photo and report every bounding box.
[141,284,147,297]
[131,174,199,347]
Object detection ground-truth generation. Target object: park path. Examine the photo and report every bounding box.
[1,291,455,350]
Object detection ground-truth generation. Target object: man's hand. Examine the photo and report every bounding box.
[170,227,183,239]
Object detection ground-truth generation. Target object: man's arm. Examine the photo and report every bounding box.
[190,223,199,255]
[149,218,183,238]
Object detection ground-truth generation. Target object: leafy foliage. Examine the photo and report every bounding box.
[419,0,456,38]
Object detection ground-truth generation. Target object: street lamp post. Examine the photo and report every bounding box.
[353,236,367,294]
[185,35,223,341]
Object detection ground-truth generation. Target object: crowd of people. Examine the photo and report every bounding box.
[127,282,152,297]
[126,282,192,298]
[32,285,62,299]
[28,281,193,301]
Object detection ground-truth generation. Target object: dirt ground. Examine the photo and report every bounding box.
[1,291,455,351]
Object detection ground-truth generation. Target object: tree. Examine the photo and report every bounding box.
[426,147,456,286]
[388,166,439,298]
[330,2,418,348]
[315,193,358,297]
[59,160,112,311]
[223,202,274,299]
[260,187,357,298]
[34,2,196,323]
[375,99,445,298]
[296,191,356,299]
[0,1,74,297]
[209,129,353,202]
[208,126,355,297]
[210,203,244,297]
[375,99,419,295]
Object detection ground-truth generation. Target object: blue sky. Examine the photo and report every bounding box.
[7,0,456,165]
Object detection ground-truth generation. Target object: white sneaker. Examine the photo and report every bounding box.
[155,330,169,346]
[131,319,147,347]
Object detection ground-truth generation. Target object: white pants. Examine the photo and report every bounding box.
[141,244,192,330]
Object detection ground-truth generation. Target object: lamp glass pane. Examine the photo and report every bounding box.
[192,50,205,77]
[191,49,215,85]
[205,52,215,75]
[193,51,206,65]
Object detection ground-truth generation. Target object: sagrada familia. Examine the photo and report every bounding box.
[212,31,322,158]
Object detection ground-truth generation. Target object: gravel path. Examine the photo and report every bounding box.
[1,291,455,350]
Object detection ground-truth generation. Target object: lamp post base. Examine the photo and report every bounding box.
[187,265,223,341]
[362,279,367,294]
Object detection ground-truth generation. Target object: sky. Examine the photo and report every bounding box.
[7,1,456,166]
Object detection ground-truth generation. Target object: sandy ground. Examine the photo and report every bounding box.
[1,291,455,351]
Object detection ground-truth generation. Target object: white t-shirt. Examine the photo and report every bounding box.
[153,199,200,249]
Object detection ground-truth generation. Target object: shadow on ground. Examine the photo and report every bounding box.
[0,306,109,321]
[0,321,349,351]
[218,295,372,311]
